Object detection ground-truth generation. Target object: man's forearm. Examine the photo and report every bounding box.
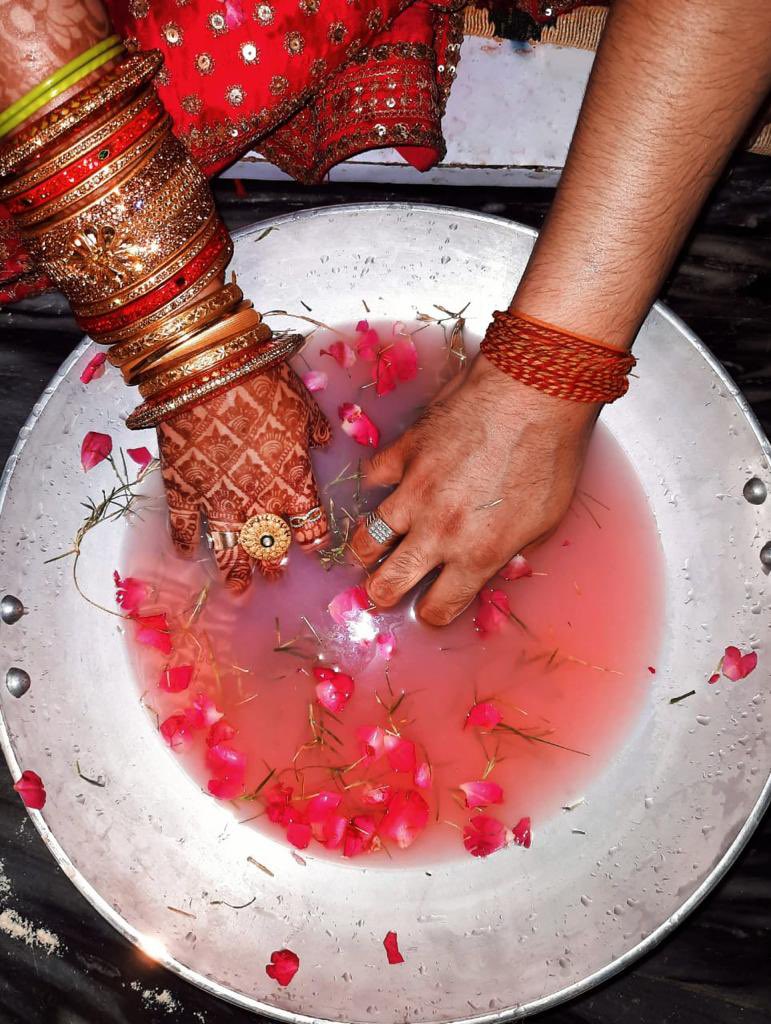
[513,0,771,348]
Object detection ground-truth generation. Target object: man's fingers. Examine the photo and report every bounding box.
[364,436,408,488]
[365,534,440,610]
[349,488,411,567]
[415,565,485,627]
[207,517,255,593]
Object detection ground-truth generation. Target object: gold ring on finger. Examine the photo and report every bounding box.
[239,513,292,562]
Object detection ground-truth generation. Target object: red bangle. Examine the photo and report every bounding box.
[6,99,164,215]
[77,224,232,337]
[479,309,636,404]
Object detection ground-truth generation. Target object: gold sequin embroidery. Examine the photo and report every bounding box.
[227,85,246,107]
[284,30,305,55]
[254,2,275,24]
[161,21,183,46]
[240,41,260,64]
[181,94,203,114]
[196,52,215,75]
[269,75,289,96]
[299,0,320,12]
[128,0,149,17]
[208,11,228,35]
[328,21,347,44]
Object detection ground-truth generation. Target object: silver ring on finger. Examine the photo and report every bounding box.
[365,509,398,546]
[288,505,324,529]
[207,529,241,552]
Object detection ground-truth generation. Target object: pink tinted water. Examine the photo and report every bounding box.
[122,318,665,865]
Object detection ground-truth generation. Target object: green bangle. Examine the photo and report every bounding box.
[0,39,125,140]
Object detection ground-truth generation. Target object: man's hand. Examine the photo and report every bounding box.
[350,355,598,625]
[158,362,331,591]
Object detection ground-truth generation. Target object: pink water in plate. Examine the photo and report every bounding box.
[121,318,665,866]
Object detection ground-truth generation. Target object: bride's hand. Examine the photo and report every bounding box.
[350,355,599,625]
[157,361,331,591]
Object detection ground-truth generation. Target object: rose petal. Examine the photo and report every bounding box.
[414,762,432,790]
[460,780,504,809]
[357,725,386,762]
[307,790,343,824]
[343,815,377,858]
[380,790,429,849]
[80,431,113,471]
[501,555,532,581]
[266,949,300,987]
[207,719,236,747]
[322,812,348,849]
[722,645,758,681]
[392,321,409,337]
[185,692,224,730]
[384,734,417,774]
[301,370,328,393]
[463,814,511,858]
[313,666,355,712]
[465,701,503,731]
[321,341,356,369]
[80,351,107,384]
[159,664,193,693]
[328,585,369,624]
[362,783,393,807]
[265,783,293,823]
[356,328,380,362]
[391,338,418,382]
[206,743,246,779]
[355,319,369,333]
[338,402,380,447]
[286,821,313,849]
[207,775,246,799]
[708,672,721,684]
[373,349,397,396]
[126,447,153,473]
[160,712,193,753]
[134,613,172,655]
[474,590,510,634]
[383,930,405,965]
[113,571,150,616]
[512,815,532,848]
[13,770,46,810]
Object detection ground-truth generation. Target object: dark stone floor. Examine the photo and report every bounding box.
[1,154,769,1024]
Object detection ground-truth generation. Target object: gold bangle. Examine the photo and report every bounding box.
[0,88,156,200]
[137,320,271,398]
[0,51,163,178]
[127,334,305,430]
[108,282,244,369]
[90,251,232,344]
[13,113,172,229]
[127,302,265,384]
[72,203,218,317]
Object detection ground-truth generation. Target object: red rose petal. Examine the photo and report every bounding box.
[374,348,397,395]
[463,814,511,858]
[355,319,369,333]
[384,734,417,774]
[159,664,193,693]
[501,554,532,581]
[708,672,721,684]
[160,712,193,753]
[343,815,377,858]
[460,780,504,809]
[301,370,328,393]
[362,783,392,807]
[328,585,369,624]
[133,612,172,655]
[356,328,380,362]
[465,701,503,731]
[207,775,245,799]
[207,719,236,747]
[322,812,348,849]
[307,790,343,823]
[376,631,396,659]
[185,692,224,730]
[13,770,46,810]
[126,446,153,473]
[512,815,532,848]
[338,402,380,447]
[722,645,758,681]
[286,821,313,849]
[80,351,107,384]
[266,949,300,987]
[380,790,429,849]
[265,783,293,823]
[357,724,386,762]
[206,743,246,779]
[474,590,510,634]
[321,340,356,369]
[391,338,418,382]
[80,430,113,471]
[383,930,405,965]
[414,762,432,790]
[113,571,150,616]
[313,666,355,713]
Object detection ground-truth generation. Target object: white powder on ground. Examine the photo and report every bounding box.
[139,987,179,1013]
[0,907,62,955]
[0,858,11,901]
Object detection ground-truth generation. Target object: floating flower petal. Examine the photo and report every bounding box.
[206,743,247,779]
[322,813,348,849]
[721,645,758,681]
[185,692,224,730]
[113,571,150,615]
[307,790,343,824]
[159,664,193,693]
[463,814,511,858]
[126,446,153,473]
[13,770,46,810]
[474,590,510,634]
[356,327,380,362]
[265,783,293,823]
[376,631,396,659]
[512,816,532,848]
[501,555,532,581]
[134,612,172,655]
[414,762,432,790]
[321,341,356,369]
[465,701,503,731]
[81,430,113,471]
[343,815,377,858]
[286,821,312,849]
[374,348,397,395]
[207,719,236,747]
[207,775,245,800]
[391,338,418,381]
[380,790,429,849]
[362,783,392,807]
[383,930,405,965]
[328,585,369,624]
[301,370,328,393]
[384,734,417,773]
[357,724,386,762]
[314,666,355,712]
[266,949,300,987]
[80,351,107,384]
[338,402,380,447]
[460,780,504,809]
[160,712,193,753]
